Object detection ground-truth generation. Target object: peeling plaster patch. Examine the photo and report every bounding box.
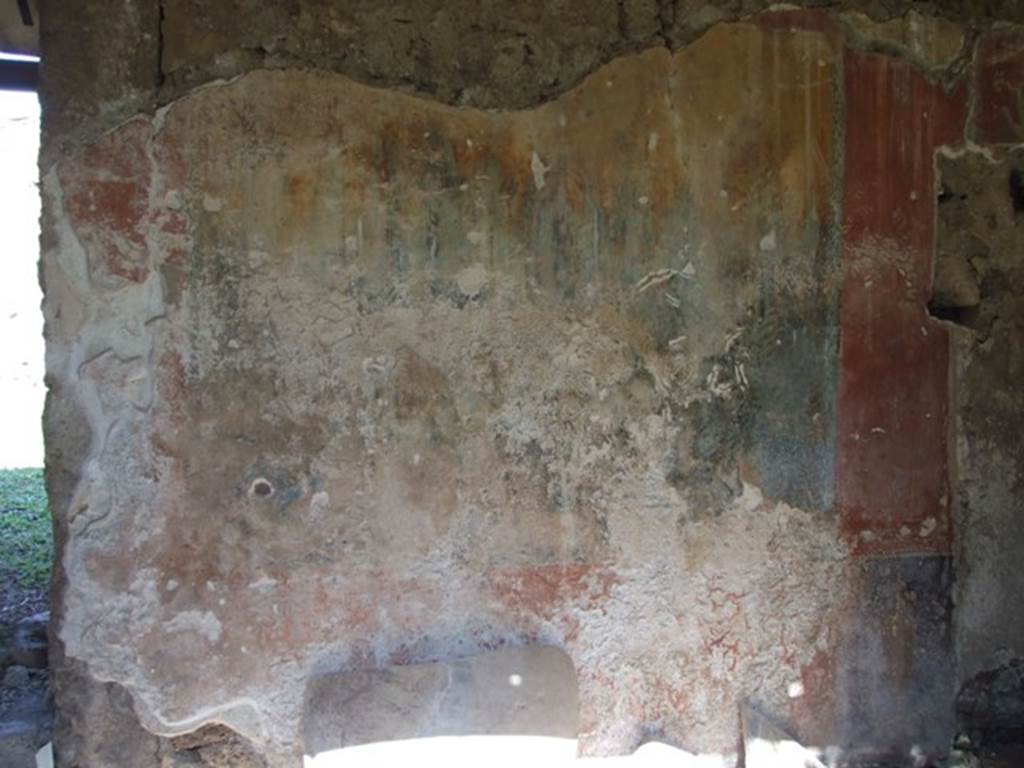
[634,268,682,294]
[456,264,489,298]
[569,482,849,750]
[166,611,223,643]
[840,11,965,71]
[164,190,183,210]
[530,151,549,190]
[202,193,224,212]
[310,491,330,514]
[249,576,278,591]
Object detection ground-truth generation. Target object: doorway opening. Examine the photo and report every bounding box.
[0,50,52,768]
[0,57,46,620]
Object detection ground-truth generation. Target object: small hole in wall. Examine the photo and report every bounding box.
[937,182,966,205]
[927,301,980,328]
[249,478,274,499]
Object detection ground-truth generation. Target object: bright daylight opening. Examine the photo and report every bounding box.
[0,87,44,468]
[0,81,49,611]
[303,737,733,768]
[0,72,52,768]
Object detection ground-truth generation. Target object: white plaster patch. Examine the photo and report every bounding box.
[635,268,682,294]
[250,576,278,591]
[163,190,183,210]
[202,193,225,212]
[530,151,549,191]
[456,264,489,298]
[165,610,223,643]
[310,491,330,514]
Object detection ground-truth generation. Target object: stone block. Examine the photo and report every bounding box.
[303,645,578,759]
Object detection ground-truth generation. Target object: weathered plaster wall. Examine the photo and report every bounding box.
[36,2,1024,767]
[943,145,1024,746]
[936,34,1024,733]
[36,0,1016,161]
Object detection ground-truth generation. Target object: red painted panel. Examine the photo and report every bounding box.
[59,121,153,284]
[488,563,619,620]
[974,30,1024,144]
[838,51,966,556]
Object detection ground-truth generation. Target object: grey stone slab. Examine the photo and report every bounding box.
[303,646,578,757]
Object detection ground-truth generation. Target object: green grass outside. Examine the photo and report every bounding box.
[0,468,52,588]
